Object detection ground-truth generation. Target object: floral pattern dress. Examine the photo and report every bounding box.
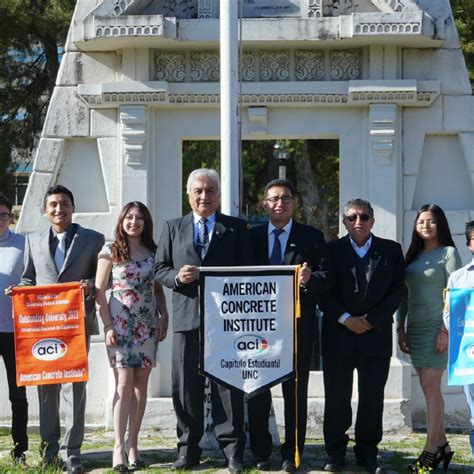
[100,244,158,368]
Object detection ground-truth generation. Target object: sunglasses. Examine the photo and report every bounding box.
[345,213,371,223]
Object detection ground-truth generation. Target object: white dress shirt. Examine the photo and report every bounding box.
[193,212,216,244]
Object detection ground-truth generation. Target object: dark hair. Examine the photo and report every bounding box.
[43,185,75,208]
[0,194,12,214]
[342,198,374,219]
[465,221,474,245]
[405,204,455,266]
[264,179,296,198]
[112,201,156,264]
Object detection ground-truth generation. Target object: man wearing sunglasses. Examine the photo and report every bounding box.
[320,199,404,474]
[247,179,329,472]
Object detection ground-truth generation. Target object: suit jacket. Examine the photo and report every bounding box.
[21,224,105,335]
[155,211,254,332]
[250,220,329,320]
[319,234,405,358]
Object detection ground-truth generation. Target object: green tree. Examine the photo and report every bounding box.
[182,139,339,239]
[451,0,474,88]
[0,0,75,194]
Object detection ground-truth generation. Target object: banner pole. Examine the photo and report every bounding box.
[294,266,302,468]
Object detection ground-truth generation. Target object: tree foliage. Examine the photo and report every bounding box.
[451,0,474,88]
[0,0,75,193]
[182,139,339,239]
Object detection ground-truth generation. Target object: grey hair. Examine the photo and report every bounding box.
[186,168,221,194]
[342,198,374,218]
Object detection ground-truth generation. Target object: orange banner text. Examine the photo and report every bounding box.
[12,282,88,387]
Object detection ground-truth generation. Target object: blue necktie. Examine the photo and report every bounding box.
[197,218,209,259]
[269,228,284,265]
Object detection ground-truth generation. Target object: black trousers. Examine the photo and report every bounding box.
[248,316,315,461]
[172,330,245,461]
[322,352,390,461]
[0,332,28,456]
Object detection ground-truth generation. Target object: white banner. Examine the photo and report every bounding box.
[199,266,297,395]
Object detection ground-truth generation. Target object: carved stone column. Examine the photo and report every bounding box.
[369,104,397,167]
[120,106,147,165]
[367,103,412,429]
[120,105,149,204]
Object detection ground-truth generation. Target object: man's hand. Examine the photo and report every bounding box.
[4,285,14,297]
[79,279,94,296]
[299,262,311,286]
[177,265,199,284]
[344,315,373,334]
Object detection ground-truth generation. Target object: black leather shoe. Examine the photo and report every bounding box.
[255,458,270,470]
[323,456,345,472]
[171,456,200,470]
[281,459,297,472]
[66,457,84,474]
[228,457,244,474]
[361,458,386,474]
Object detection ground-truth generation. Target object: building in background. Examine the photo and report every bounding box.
[4,0,474,436]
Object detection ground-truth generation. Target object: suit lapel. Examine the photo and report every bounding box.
[42,228,58,276]
[367,236,382,282]
[282,221,299,265]
[61,225,90,276]
[205,213,225,260]
[181,213,199,259]
[261,225,270,264]
[341,235,358,292]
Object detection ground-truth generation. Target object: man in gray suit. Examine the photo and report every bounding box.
[20,185,104,473]
[155,169,253,474]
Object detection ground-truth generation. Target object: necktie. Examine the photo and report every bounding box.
[197,218,209,259]
[54,232,67,273]
[269,228,284,265]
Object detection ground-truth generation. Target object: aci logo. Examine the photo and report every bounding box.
[466,344,474,360]
[233,334,268,355]
[32,339,67,361]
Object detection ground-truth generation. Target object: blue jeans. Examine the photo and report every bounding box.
[463,384,474,456]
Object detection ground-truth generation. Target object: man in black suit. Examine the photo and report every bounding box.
[154,168,253,474]
[247,179,328,472]
[320,198,405,474]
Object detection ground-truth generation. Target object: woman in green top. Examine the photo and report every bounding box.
[398,204,461,471]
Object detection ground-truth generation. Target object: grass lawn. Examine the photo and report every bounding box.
[0,428,472,472]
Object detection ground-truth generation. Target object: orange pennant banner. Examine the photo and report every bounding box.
[12,282,88,387]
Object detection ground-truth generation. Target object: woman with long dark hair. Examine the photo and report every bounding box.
[398,204,461,471]
[95,202,169,472]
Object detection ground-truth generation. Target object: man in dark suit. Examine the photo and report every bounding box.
[154,168,253,474]
[19,185,104,473]
[320,198,404,474]
[247,179,328,472]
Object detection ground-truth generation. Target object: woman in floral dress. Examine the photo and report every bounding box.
[95,202,169,471]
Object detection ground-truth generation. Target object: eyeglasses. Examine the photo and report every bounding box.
[0,212,11,221]
[265,195,293,204]
[345,213,371,223]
